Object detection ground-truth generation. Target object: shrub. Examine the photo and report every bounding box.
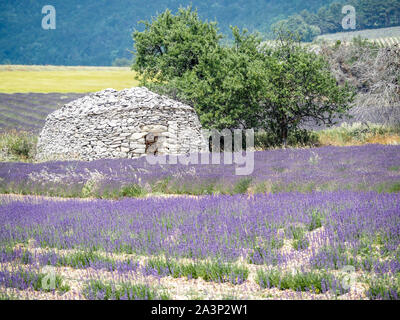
[366,275,400,300]
[119,184,147,198]
[56,251,117,269]
[308,209,325,231]
[232,177,252,194]
[387,182,400,193]
[248,245,282,265]
[287,225,309,250]
[310,245,353,270]
[0,268,69,293]
[83,280,169,300]
[292,237,310,251]
[0,130,37,161]
[256,268,343,294]
[82,179,97,197]
[255,129,319,149]
[145,258,249,285]
[376,182,400,193]
[151,177,171,193]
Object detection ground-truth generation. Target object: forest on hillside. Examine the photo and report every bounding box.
[0,0,336,65]
[273,0,400,41]
[0,0,398,65]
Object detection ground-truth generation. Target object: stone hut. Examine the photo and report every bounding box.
[36,87,208,161]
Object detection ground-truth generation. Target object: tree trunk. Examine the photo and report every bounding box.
[281,125,288,148]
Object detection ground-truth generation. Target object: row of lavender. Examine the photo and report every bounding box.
[1,145,400,197]
[0,93,86,132]
[1,191,399,299]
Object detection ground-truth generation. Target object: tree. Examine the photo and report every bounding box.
[271,14,321,42]
[134,8,355,146]
[257,33,355,145]
[132,6,222,83]
[168,27,268,130]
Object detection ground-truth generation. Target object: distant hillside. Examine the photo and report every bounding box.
[0,0,336,66]
[316,26,400,42]
[273,0,400,42]
[315,26,400,49]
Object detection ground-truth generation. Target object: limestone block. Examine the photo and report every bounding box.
[120,132,131,137]
[141,125,167,133]
[130,132,147,140]
[134,148,146,154]
[130,142,145,149]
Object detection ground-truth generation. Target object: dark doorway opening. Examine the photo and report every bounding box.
[145,133,159,155]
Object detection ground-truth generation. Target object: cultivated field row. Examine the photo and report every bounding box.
[1,191,398,300]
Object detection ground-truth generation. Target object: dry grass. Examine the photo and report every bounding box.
[316,122,400,147]
[317,132,400,147]
[366,134,400,145]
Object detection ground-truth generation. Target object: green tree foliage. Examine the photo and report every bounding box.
[257,33,355,145]
[163,27,267,129]
[134,8,355,145]
[132,7,221,82]
[272,14,321,42]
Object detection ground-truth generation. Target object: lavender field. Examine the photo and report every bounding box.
[0,144,399,300]
[0,93,86,132]
[0,144,399,197]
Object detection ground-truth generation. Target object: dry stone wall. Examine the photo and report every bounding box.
[36,87,208,161]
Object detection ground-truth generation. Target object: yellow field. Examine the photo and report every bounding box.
[0,65,140,93]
